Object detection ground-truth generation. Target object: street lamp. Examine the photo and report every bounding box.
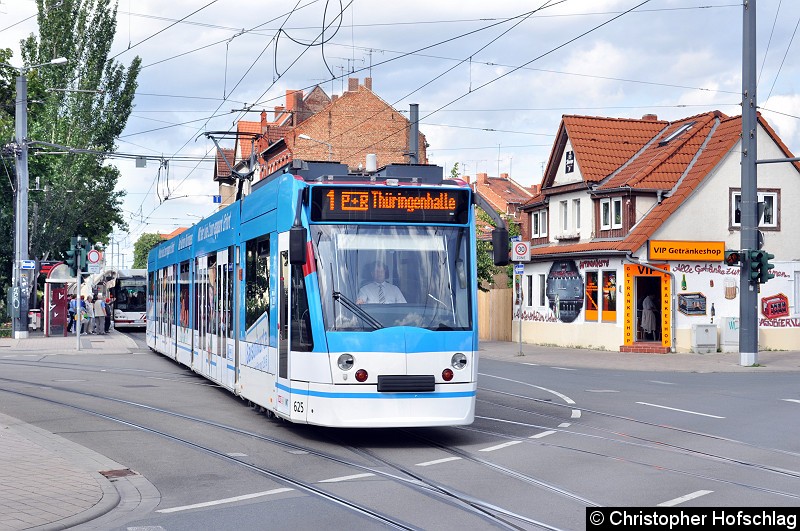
[297,133,333,161]
[3,57,67,339]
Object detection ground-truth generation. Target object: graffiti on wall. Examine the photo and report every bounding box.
[546,260,584,323]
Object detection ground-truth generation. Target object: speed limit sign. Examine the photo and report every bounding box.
[512,241,530,262]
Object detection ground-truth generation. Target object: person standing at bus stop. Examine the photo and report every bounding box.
[67,295,77,333]
[93,296,106,335]
[104,296,114,333]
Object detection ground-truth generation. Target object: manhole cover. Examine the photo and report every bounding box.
[99,468,138,479]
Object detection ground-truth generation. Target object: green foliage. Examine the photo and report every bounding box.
[133,233,164,268]
[453,162,521,291]
[1,0,141,294]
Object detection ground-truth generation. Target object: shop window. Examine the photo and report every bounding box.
[585,271,598,321]
[602,271,617,322]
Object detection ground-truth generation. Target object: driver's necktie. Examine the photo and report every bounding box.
[378,284,385,304]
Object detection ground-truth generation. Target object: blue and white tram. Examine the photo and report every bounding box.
[147,161,508,427]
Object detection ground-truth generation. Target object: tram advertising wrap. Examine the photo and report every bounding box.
[147,162,508,428]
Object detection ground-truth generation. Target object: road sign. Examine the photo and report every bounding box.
[512,241,530,262]
[87,249,102,264]
[514,263,524,275]
[20,260,35,270]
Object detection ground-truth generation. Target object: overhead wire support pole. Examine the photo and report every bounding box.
[12,73,30,339]
[739,0,758,366]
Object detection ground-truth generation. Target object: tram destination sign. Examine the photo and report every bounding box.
[310,186,470,224]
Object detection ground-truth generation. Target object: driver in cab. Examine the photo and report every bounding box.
[357,261,406,304]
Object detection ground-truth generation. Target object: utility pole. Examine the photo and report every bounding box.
[5,57,67,339]
[739,0,758,366]
[12,73,30,339]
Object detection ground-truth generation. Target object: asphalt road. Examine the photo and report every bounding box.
[0,331,798,530]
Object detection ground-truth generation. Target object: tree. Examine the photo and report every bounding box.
[1,0,141,293]
[133,233,163,268]
[450,163,520,291]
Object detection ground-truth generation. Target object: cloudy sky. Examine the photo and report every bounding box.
[4,0,800,266]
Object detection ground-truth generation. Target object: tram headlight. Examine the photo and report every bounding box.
[337,353,354,371]
[451,352,468,370]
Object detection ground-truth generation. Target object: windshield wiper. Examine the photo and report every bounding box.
[333,291,383,330]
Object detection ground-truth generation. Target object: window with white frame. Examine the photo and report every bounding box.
[560,200,568,232]
[600,198,623,230]
[573,198,581,230]
[730,189,779,229]
[531,209,548,238]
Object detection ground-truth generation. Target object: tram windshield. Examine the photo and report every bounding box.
[312,225,472,331]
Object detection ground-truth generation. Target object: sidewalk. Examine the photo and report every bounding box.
[0,329,155,530]
[479,340,800,372]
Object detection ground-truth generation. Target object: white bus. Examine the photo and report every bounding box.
[111,269,147,329]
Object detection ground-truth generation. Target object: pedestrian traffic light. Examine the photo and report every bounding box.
[759,250,775,284]
[724,250,741,266]
[65,237,78,276]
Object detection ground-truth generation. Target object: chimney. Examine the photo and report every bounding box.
[642,113,658,121]
[500,172,509,179]
[478,172,489,184]
[531,184,541,195]
[331,94,339,103]
[348,77,358,92]
[408,104,419,164]
[364,77,372,90]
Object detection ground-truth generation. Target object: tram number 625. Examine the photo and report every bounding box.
[293,401,304,413]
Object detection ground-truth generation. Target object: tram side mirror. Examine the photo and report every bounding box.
[492,228,509,266]
[290,226,307,265]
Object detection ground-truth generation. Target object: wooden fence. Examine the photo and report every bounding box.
[477,288,512,341]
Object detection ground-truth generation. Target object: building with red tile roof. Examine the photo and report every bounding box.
[214,78,427,207]
[468,172,534,241]
[515,112,800,353]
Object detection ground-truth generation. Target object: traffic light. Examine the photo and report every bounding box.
[65,237,78,276]
[724,249,741,266]
[748,250,763,282]
[759,251,775,284]
[78,247,88,273]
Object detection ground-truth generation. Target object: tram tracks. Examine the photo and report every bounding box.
[0,376,570,530]
[474,387,800,501]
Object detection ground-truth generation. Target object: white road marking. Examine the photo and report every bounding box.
[586,389,619,393]
[480,373,576,404]
[637,402,725,419]
[156,488,294,513]
[225,452,247,457]
[480,440,523,452]
[529,430,557,439]
[571,410,581,418]
[558,422,571,428]
[782,399,800,404]
[657,490,713,507]
[416,456,462,467]
[649,380,676,385]
[318,473,375,483]
[522,362,539,366]
[550,367,576,371]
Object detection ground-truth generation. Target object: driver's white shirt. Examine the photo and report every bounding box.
[357,281,406,304]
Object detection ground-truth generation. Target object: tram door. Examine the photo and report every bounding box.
[275,234,291,417]
[217,247,235,389]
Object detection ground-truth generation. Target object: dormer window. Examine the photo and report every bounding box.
[600,198,622,231]
[531,209,548,238]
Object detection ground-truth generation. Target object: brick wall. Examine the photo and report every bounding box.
[293,82,427,170]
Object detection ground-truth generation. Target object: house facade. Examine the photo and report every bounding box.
[517,112,800,353]
[214,78,428,208]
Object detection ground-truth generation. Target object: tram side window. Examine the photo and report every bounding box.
[245,236,271,339]
[207,254,217,338]
[225,246,234,337]
[291,264,313,352]
[179,261,190,328]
